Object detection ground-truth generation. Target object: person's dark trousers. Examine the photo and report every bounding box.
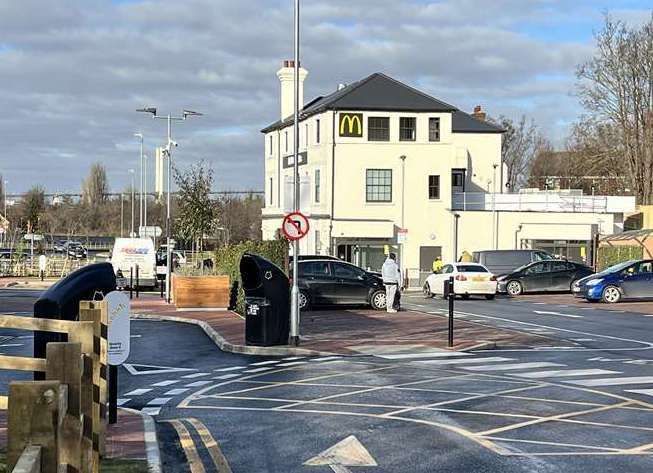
[40,270,44,281]
[393,290,401,310]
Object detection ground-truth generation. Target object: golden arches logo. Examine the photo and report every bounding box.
[339,113,363,137]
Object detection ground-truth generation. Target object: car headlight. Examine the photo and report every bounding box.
[585,278,603,286]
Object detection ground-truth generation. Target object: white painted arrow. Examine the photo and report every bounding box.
[305,436,377,473]
[533,310,583,319]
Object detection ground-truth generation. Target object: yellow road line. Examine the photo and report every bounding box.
[187,418,233,473]
[165,419,206,473]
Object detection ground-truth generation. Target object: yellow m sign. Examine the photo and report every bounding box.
[339,113,363,137]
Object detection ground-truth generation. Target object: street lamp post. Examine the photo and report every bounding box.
[134,133,144,233]
[492,163,498,250]
[144,154,148,228]
[129,169,135,237]
[137,107,202,303]
[120,193,124,238]
[2,180,7,246]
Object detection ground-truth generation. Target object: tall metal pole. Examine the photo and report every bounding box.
[130,170,135,237]
[492,164,498,250]
[289,0,301,346]
[139,135,144,232]
[144,155,148,228]
[400,155,406,285]
[166,115,172,304]
[120,193,124,238]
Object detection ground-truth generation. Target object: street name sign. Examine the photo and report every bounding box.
[282,212,310,241]
[106,291,131,366]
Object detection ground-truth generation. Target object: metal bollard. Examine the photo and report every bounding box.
[129,267,133,300]
[135,265,139,298]
[447,276,454,347]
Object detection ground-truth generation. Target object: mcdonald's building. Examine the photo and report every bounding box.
[261,61,635,287]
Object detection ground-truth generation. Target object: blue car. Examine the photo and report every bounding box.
[574,259,653,303]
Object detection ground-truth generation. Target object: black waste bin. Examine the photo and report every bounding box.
[240,253,290,346]
[33,263,116,379]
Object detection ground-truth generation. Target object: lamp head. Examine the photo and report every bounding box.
[136,107,157,116]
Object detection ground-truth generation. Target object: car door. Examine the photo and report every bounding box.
[299,261,334,304]
[549,261,573,291]
[329,262,370,304]
[620,261,653,299]
[521,262,552,292]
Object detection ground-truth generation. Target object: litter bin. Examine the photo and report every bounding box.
[33,263,116,379]
[240,253,289,346]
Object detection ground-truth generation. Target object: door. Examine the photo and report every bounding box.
[299,261,334,304]
[620,261,653,299]
[549,261,573,291]
[522,261,552,292]
[329,262,370,304]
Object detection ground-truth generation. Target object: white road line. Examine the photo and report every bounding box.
[147,397,172,406]
[625,389,653,397]
[213,374,241,380]
[243,367,275,373]
[281,357,304,361]
[151,380,179,387]
[571,338,595,342]
[117,398,130,406]
[182,372,211,379]
[164,388,190,396]
[214,366,246,372]
[533,310,583,319]
[185,380,212,387]
[465,362,564,372]
[140,407,161,416]
[125,388,152,396]
[566,376,653,387]
[277,361,308,367]
[250,360,281,366]
[642,315,653,317]
[416,357,513,366]
[379,352,471,360]
[0,344,23,348]
[311,357,342,362]
[516,369,621,379]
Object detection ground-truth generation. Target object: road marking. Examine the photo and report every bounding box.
[378,352,471,360]
[165,388,190,396]
[124,388,152,396]
[147,397,173,406]
[250,360,280,366]
[282,357,304,361]
[165,419,206,473]
[141,407,162,416]
[311,357,342,362]
[416,357,513,366]
[130,334,142,338]
[186,380,213,387]
[213,374,241,380]
[187,418,233,473]
[124,363,197,376]
[642,315,653,317]
[305,435,378,472]
[277,361,308,367]
[214,366,246,372]
[183,372,211,379]
[244,367,275,373]
[465,362,564,372]
[625,389,653,398]
[515,369,621,379]
[533,310,583,319]
[151,380,179,387]
[566,376,653,387]
[572,338,595,342]
[117,398,130,406]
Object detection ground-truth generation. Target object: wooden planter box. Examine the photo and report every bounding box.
[172,275,230,309]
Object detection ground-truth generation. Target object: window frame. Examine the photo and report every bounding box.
[314,168,321,203]
[284,130,289,153]
[399,117,416,141]
[268,177,273,206]
[365,169,393,203]
[316,119,321,144]
[367,116,390,142]
[429,117,441,142]
[428,175,440,200]
[268,135,273,156]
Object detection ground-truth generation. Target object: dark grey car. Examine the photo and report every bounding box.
[473,249,554,276]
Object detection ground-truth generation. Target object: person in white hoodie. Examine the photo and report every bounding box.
[381,253,402,313]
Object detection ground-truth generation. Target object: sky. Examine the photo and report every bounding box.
[0,0,651,194]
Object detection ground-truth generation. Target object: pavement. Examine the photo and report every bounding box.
[0,277,58,289]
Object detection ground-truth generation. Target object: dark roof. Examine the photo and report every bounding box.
[261,72,503,134]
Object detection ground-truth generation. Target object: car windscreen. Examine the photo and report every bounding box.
[598,260,637,275]
[456,265,488,273]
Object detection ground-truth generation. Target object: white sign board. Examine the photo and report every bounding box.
[106,291,131,366]
[139,226,162,238]
[397,229,408,244]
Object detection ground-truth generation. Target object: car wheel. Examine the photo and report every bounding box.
[485,294,495,300]
[370,290,387,310]
[422,283,434,298]
[461,294,471,300]
[601,286,621,304]
[298,291,310,310]
[506,280,523,296]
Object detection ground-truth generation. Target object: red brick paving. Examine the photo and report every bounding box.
[131,294,557,354]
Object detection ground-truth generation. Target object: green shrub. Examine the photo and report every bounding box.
[214,240,289,314]
[597,245,643,271]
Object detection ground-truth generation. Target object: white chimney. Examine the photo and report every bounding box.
[276,60,308,121]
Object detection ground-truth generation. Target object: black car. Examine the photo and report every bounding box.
[497,260,594,296]
[294,259,387,310]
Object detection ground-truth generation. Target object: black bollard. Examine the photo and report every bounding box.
[129,267,133,300]
[109,365,118,424]
[136,265,140,298]
[448,276,455,348]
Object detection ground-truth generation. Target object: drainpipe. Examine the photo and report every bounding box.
[453,212,460,261]
[400,155,407,283]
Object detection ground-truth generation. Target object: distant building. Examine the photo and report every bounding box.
[261,61,636,285]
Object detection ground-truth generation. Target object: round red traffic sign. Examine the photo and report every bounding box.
[282,212,310,241]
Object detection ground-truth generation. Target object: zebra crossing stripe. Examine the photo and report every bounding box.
[416,357,513,366]
[566,376,653,387]
[152,380,179,387]
[147,397,173,406]
[141,407,161,416]
[182,372,211,379]
[379,352,472,360]
[625,389,653,397]
[213,374,241,380]
[515,369,620,379]
[214,366,247,372]
[125,388,152,396]
[165,388,191,396]
[465,362,563,372]
[244,367,275,373]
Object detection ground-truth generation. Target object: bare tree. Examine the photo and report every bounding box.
[173,161,216,251]
[491,115,549,191]
[82,163,109,207]
[576,14,653,203]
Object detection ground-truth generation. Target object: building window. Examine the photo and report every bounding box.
[452,170,465,189]
[305,123,309,147]
[269,135,273,155]
[429,117,440,142]
[400,117,416,141]
[316,119,320,143]
[285,131,288,153]
[268,177,273,205]
[428,175,440,200]
[368,117,390,141]
[314,169,321,203]
[366,169,392,202]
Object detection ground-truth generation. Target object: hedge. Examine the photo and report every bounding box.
[214,240,289,314]
[596,245,643,271]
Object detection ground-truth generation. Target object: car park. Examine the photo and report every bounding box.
[498,259,593,296]
[574,259,653,303]
[423,263,497,299]
[472,249,554,276]
[294,258,387,310]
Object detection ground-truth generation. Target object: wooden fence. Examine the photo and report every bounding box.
[0,302,108,473]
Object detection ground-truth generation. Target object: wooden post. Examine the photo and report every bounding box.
[12,445,42,473]
[46,343,82,472]
[80,355,96,473]
[8,381,67,473]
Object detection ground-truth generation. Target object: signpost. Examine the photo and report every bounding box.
[282,212,310,241]
[105,291,131,424]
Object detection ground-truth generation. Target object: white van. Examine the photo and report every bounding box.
[111,238,157,288]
